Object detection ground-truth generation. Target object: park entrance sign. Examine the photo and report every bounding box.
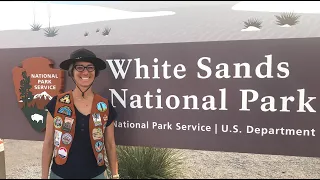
[1,37,319,158]
[0,1,320,159]
[102,38,319,158]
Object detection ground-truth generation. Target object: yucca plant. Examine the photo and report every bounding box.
[43,1,59,37]
[31,2,41,31]
[102,27,111,36]
[30,23,42,31]
[106,145,185,179]
[44,26,59,37]
[275,12,300,26]
[243,18,263,29]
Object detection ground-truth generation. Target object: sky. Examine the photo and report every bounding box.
[232,1,320,14]
[48,1,115,5]
[0,1,175,31]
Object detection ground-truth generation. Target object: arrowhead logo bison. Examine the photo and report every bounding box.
[12,57,65,132]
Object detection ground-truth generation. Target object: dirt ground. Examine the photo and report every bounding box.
[2,139,320,179]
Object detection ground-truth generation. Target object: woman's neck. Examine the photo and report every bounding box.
[72,87,94,99]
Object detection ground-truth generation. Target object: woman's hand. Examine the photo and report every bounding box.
[41,112,55,179]
[104,121,119,177]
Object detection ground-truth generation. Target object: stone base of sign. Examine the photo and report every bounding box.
[0,139,6,179]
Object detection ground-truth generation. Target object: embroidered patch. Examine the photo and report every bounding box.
[96,102,107,112]
[58,106,72,117]
[97,153,104,165]
[62,133,72,145]
[53,116,63,129]
[54,130,62,147]
[92,128,103,140]
[95,141,104,153]
[58,147,67,159]
[62,117,74,132]
[59,94,71,104]
[92,113,102,126]
[103,114,108,121]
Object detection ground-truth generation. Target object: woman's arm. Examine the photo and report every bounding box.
[41,112,55,179]
[104,121,119,178]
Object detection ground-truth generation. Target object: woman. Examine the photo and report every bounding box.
[41,48,119,179]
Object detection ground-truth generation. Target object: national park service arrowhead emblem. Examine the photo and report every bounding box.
[12,57,65,132]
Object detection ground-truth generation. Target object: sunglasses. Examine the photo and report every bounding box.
[74,65,95,72]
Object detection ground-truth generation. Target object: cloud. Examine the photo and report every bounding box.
[232,1,320,14]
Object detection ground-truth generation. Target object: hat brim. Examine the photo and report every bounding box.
[60,57,106,71]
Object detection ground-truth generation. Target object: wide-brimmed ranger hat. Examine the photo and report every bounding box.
[60,48,106,71]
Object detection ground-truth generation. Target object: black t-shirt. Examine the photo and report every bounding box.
[45,95,117,179]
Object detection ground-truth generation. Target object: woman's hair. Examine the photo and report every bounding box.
[68,64,74,77]
[67,63,100,77]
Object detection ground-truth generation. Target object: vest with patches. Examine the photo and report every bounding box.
[52,90,109,166]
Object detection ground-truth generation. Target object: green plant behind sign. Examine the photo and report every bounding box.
[105,145,185,179]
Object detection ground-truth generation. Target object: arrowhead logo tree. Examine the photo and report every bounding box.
[12,57,65,132]
[20,71,34,108]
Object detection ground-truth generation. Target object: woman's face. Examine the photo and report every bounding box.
[73,61,96,88]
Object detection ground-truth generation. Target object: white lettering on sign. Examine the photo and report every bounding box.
[106,54,317,113]
[239,89,316,112]
[30,74,58,90]
[106,58,187,80]
[109,88,228,111]
[246,125,316,137]
[31,74,58,78]
[197,55,290,79]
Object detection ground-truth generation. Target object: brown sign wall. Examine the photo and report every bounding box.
[1,37,319,157]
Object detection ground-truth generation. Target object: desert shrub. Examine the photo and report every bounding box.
[44,27,59,37]
[102,27,111,36]
[84,31,89,37]
[243,18,262,29]
[275,12,300,26]
[30,23,42,31]
[106,145,185,179]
